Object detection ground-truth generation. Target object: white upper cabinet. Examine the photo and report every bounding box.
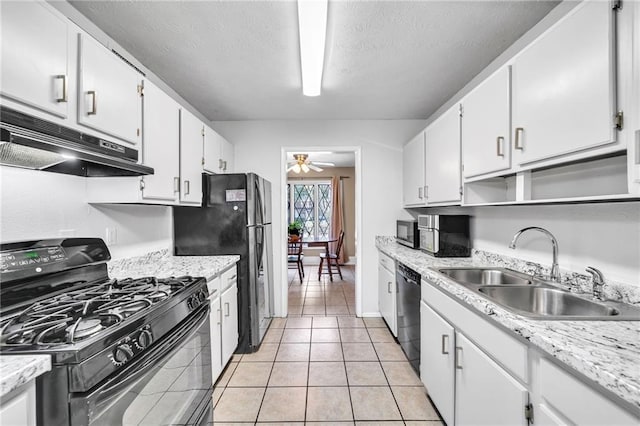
[425,104,462,204]
[402,131,427,207]
[203,126,234,174]
[78,33,142,146]
[220,137,235,173]
[462,67,511,178]
[179,109,204,205]
[141,81,180,202]
[512,1,617,166]
[1,1,69,118]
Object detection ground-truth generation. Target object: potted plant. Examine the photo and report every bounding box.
[288,221,303,241]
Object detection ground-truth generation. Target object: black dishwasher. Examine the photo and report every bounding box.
[396,263,421,374]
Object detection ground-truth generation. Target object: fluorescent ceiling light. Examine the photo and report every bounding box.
[297,0,328,97]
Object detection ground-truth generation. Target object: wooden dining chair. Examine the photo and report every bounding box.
[288,239,304,283]
[318,230,345,281]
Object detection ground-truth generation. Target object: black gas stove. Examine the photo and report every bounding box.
[0,238,212,426]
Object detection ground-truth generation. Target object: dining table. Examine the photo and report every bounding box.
[302,236,338,281]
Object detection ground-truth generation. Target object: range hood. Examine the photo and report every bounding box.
[0,106,153,177]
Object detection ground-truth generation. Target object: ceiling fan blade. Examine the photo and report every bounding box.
[286,164,297,172]
[312,161,335,167]
[308,164,323,172]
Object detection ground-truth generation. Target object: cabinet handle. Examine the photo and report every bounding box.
[55,75,67,103]
[496,136,505,157]
[441,334,449,354]
[455,347,463,369]
[418,187,423,199]
[228,275,237,282]
[184,180,190,195]
[87,91,97,115]
[223,160,228,172]
[216,308,221,325]
[219,159,224,170]
[174,177,180,193]
[514,127,524,150]
[224,302,230,317]
[387,282,392,293]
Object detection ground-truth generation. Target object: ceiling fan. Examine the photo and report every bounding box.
[286,153,335,173]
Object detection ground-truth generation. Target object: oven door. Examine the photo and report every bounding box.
[69,305,212,426]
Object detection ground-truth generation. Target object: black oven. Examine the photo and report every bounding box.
[396,220,419,249]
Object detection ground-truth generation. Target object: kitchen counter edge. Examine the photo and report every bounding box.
[0,354,51,398]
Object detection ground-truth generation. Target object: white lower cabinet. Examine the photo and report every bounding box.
[420,301,455,425]
[0,380,36,426]
[454,332,528,426]
[208,265,239,382]
[378,253,396,336]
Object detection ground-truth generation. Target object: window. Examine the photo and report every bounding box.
[287,180,332,240]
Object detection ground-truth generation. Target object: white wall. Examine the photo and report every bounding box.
[212,119,426,316]
[0,166,172,260]
[411,203,640,286]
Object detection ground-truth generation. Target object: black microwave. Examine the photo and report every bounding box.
[396,220,419,249]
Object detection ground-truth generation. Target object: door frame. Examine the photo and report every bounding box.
[280,146,363,317]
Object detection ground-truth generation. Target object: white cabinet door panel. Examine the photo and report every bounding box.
[1,2,69,118]
[179,109,204,204]
[221,284,239,365]
[142,81,180,202]
[420,301,455,426]
[403,132,426,206]
[78,33,141,145]
[203,126,222,174]
[209,294,223,381]
[462,66,511,178]
[220,137,234,173]
[455,332,528,426]
[378,263,396,336]
[425,104,461,204]
[512,1,616,165]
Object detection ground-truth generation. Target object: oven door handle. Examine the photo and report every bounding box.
[86,304,210,401]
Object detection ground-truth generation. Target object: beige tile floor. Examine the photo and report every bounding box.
[212,266,443,425]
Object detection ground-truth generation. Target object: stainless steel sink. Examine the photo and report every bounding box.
[478,286,620,318]
[438,268,532,286]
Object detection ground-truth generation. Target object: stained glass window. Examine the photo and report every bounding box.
[289,180,332,240]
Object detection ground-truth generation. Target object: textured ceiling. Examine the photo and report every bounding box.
[69,0,559,121]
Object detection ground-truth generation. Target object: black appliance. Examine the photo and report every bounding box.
[396,219,419,249]
[418,214,471,257]
[0,238,212,426]
[173,173,273,353]
[396,262,421,374]
[0,105,153,177]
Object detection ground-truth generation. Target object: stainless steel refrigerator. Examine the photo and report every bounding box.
[173,173,273,353]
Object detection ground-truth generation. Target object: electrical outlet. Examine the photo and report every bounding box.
[105,227,117,245]
[59,229,76,237]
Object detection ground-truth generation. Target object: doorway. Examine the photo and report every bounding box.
[280,147,362,318]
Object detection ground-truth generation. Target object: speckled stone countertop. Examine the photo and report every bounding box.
[376,236,640,413]
[108,249,239,282]
[0,355,51,397]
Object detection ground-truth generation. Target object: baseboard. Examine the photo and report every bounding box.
[359,312,382,318]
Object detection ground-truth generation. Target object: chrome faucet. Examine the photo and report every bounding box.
[586,266,606,301]
[509,227,560,283]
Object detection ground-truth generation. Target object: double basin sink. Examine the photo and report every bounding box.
[437,268,640,320]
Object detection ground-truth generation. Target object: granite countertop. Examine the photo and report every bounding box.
[108,249,240,282]
[0,355,51,397]
[376,236,640,413]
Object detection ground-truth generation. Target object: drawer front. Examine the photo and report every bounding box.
[539,358,639,425]
[207,275,221,297]
[220,265,238,292]
[423,281,528,383]
[379,252,395,273]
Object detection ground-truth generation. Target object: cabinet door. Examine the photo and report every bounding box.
[462,67,511,178]
[209,295,223,381]
[455,332,528,426]
[179,109,204,204]
[425,104,461,204]
[220,284,239,365]
[141,81,180,202]
[402,132,426,206]
[220,137,234,173]
[512,1,616,165]
[420,301,455,426]
[202,126,222,174]
[1,2,69,118]
[78,33,142,145]
[378,263,396,335]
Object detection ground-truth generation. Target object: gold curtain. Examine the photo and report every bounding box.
[330,176,347,264]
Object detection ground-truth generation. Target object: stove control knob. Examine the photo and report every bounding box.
[113,343,134,364]
[135,329,153,350]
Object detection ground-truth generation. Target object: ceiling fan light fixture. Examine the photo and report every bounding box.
[297,0,328,97]
[293,163,302,173]
[301,163,310,173]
